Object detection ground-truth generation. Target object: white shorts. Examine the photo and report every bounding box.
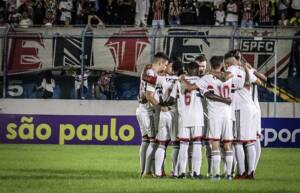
[148,107,160,139]
[178,126,203,141]
[254,110,261,137]
[202,109,209,140]
[207,117,233,142]
[136,104,152,138]
[156,110,178,142]
[234,106,257,142]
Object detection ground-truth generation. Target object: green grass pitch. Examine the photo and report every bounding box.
[0,145,299,193]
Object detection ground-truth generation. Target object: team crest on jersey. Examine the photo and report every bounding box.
[163,28,210,63]
[105,29,150,72]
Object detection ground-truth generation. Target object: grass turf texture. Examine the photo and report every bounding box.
[0,145,299,193]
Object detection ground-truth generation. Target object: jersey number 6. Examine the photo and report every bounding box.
[184,90,191,105]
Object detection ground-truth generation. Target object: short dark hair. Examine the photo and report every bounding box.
[186,61,199,71]
[224,50,235,60]
[224,49,241,60]
[195,54,207,62]
[154,52,169,61]
[232,49,241,60]
[210,56,224,70]
[172,60,183,74]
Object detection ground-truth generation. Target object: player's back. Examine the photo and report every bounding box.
[176,76,204,128]
[201,74,232,119]
[160,75,178,102]
[227,65,256,110]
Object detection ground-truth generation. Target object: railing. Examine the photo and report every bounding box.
[0,25,299,114]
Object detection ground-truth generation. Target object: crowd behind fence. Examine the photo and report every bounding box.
[1,0,300,28]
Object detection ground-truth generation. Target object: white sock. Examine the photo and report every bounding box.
[232,147,237,175]
[212,150,221,176]
[225,151,233,176]
[139,139,149,174]
[254,138,261,171]
[155,144,165,176]
[205,143,212,176]
[192,141,202,176]
[221,147,227,174]
[188,142,193,175]
[151,143,158,174]
[246,143,256,174]
[235,144,245,175]
[162,150,166,175]
[172,142,180,176]
[178,141,189,175]
[143,141,156,174]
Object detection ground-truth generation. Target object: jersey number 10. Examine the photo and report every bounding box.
[218,85,230,98]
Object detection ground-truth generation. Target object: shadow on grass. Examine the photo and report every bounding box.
[0,168,138,180]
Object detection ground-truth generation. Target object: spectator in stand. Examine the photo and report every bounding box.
[45,0,57,16]
[35,71,55,99]
[289,11,300,26]
[214,0,225,8]
[277,0,289,26]
[104,0,118,25]
[135,0,150,27]
[58,0,73,26]
[291,0,300,15]
[73,68,89,99]
[181,0,197,25]
[214,3,225,26]
[44,10,55,26]
[33,0,45,25]
[258,0,272,25]
[18,1,29,16]
[87,2,104,26]
[152,0,165,28]
[94,71,115,100]
[168,0,181,26]
[73,0,83,25]
[117,0,135,25]
[197,2,214,25]
[0,15,5,26]
[8,5,21,27]
[24,0,34,20]
[225,0,239,27]
[241,0,254,28]
[19,10,33,28]
[81,0,90,24]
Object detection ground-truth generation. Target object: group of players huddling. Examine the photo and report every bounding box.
[136,50,267,180]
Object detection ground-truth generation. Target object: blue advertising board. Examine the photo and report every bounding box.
[261,118,300,148]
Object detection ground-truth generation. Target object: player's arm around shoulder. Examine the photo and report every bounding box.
[204,92,232,105]
[179,75,198,92]
[210,71,233,82]
[245,62,269,86]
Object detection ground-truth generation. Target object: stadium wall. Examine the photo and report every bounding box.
[0,99,299,148]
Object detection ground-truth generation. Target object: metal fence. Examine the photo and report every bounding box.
[0,25,299,111]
